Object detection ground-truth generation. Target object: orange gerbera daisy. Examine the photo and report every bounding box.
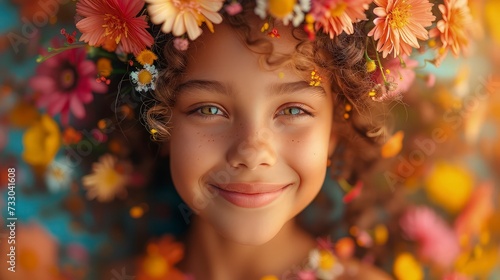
[76,0,154,55]
[146,0,224,41]
[429,0,473,60]
[311,0,372,38]
[136,235,186,280]
[368,0,436,58]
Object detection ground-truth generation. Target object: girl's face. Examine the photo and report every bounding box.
[168,21,336,245]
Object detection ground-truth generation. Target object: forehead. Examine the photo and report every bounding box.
[183,17,301,81]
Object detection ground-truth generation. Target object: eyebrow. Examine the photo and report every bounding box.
[269,81,327,98]
[175,79,327,98]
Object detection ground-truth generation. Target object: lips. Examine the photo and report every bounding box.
[210,183,291,208]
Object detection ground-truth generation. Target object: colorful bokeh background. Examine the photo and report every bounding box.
[1,0,499,279]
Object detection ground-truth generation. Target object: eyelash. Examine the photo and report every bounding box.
[189,104,313,119]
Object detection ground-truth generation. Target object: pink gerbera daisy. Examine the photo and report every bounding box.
[310,0,372,38]
[400,206,460,268]
[371,55,419,101]
[76,0,154,55]
[429,0,473,63]
[368,0,436,58]
[29,47,107,125]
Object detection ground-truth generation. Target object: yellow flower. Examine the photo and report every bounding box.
[455,247,499,278]
[393,253,423,280]
[485,0,500,45]
[22,115,61,166]
[97,58,112,77]
[268,0,295,18]
[366,59,377,73]
[425,161,473,213]
[260,276,279,280]
[136,50,158,66]
[82,154,131,202]
[381,130,404,158]
[319,249,335,270]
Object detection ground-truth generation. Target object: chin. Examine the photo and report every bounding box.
[217,223,283,246]
[206,204,292,246]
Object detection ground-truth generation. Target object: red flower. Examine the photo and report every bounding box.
[76,0,154,55]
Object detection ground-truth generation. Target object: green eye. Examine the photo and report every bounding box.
[200,106,221,115]
[283,107,303,115]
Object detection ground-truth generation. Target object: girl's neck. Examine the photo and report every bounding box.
[179,216,316,280]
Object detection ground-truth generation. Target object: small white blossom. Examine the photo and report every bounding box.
[130,64,158,92]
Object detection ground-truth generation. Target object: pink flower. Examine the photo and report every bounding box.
[29,47,107,125]
[400,206,460,268]
[425,73,436,87]
[173,37,190,51]
[297,270,316,280]
[371,55,418,101]
[310,0,372,38]
[368,0,436,58]
[76,0,154,55]
[454,182,494,239]
[225,2,243,15]
[429,0,473,61]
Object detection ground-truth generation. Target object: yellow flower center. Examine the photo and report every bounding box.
[330,2,347,17]
[19,249,39,271]
[51,166,65,181]
[60,69,75,90]
[103,168,121,188]
[143,254,169,277]
[103,14,128,44]
[173,0,201,13]
[318,250,336,270]
[268,0,295,19]
[389,2,412,29]
[138,70,153,85]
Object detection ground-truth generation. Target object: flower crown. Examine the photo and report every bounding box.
[35,0,474,127]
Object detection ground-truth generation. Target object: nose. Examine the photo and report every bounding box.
[226,126,277,170]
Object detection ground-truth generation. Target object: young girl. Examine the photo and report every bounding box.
[142,1,391,279]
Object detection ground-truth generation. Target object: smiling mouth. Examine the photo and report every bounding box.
[209,183,291,208]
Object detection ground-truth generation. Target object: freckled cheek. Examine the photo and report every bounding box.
[170,125,228,169]
[281,129,330,185]
[169,126,227,201]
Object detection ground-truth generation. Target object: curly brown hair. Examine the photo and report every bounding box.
[145,2,391,183]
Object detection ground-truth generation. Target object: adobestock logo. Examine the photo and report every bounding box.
[383,74,499,190]
[8,0,71,54]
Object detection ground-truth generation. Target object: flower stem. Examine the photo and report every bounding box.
[36,43,87,63]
